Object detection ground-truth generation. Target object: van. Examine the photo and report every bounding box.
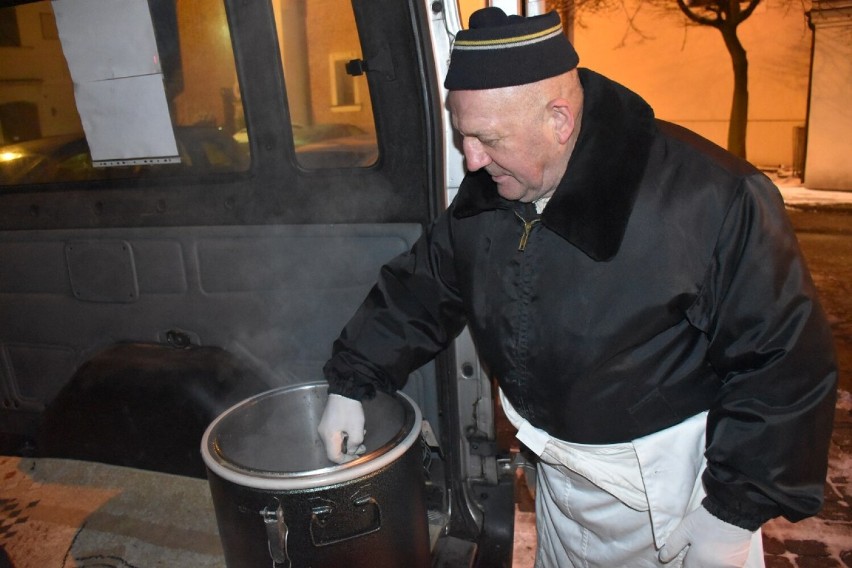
[0,0,515,566]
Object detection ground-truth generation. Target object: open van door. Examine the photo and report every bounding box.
[0,0,514,565]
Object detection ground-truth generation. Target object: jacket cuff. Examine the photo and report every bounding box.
[324,369,378,401]
[701,495,769,532]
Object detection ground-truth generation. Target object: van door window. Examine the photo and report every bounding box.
[0,0,249,187]
[272,0,378,169]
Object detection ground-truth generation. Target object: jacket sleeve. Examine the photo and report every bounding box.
[323,210,468,400]
[694,175,838,530]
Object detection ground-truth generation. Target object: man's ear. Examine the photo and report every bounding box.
[548,98,575,145]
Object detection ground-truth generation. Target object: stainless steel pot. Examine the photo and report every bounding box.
[201,382,430,567]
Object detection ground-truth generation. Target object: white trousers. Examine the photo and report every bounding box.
[499,390,765,568]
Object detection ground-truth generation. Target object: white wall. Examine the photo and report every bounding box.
[804,1,852,190]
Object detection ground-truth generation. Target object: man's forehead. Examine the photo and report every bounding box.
[449,88,528,126]
[448,88,504,113]
[448,92,500,131]
[450,100,514,139]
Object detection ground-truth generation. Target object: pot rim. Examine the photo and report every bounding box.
[201,382,422,490]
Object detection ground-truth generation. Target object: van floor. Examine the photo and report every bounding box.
[0,454,447,567]
[0,455,224,567]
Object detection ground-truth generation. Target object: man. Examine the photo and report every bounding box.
[318,7,837,567]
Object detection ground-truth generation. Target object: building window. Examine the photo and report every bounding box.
[330,54,361,111]
[0,9,21,47]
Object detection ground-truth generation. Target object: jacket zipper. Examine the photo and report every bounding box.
[514,211,541,251]
[511,208,538,417]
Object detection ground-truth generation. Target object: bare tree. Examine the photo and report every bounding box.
[674,0,761,158]
[548,0,765,159]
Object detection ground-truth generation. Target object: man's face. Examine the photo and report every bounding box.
[448,87,565,203]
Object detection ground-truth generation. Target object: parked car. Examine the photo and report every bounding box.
[290,122,367,146]
[0,126,250,185]
[233,122,378,168]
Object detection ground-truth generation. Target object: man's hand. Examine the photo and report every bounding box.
[317,394,366,463]
[658,505,753,567]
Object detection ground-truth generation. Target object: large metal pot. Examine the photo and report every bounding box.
[201,382,430,567]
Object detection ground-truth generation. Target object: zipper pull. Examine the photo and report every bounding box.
[514,211,541,251]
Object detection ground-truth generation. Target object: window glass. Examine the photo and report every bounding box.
[273,0,378,169]
[0,0,248,187]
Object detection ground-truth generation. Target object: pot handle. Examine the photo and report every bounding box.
[310,495,381,546]
[260,499,291,568]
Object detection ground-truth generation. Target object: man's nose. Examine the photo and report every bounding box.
[462,138,491,171]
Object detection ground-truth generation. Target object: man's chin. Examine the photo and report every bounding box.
[495,181,528,202]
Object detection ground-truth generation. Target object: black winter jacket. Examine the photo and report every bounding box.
[325,69,838,530]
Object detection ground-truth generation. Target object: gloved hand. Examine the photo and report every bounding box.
[658,505,753,567]
[317,394,366,464]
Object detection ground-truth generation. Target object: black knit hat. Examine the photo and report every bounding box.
[444,8,579,91]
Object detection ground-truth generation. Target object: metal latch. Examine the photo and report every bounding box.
[467,434,497,457]
[260,499,291,568]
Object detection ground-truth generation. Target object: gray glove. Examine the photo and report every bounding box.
[317,394,366,463]
[658,505,753,567]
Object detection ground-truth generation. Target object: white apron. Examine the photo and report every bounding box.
[499,389,765,568]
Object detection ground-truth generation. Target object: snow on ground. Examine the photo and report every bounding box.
[771,174,852,206]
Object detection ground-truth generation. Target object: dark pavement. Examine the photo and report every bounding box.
[762,198,852,568]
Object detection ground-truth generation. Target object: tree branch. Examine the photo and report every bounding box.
[676,0,723,27]
[738,0,763,22]
[617,0,655,46]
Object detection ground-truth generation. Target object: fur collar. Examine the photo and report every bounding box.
[453,68,656,261]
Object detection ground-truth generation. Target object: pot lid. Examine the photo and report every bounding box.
[201,382,421,489]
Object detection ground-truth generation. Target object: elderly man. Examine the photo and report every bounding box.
[318,7,837,567]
